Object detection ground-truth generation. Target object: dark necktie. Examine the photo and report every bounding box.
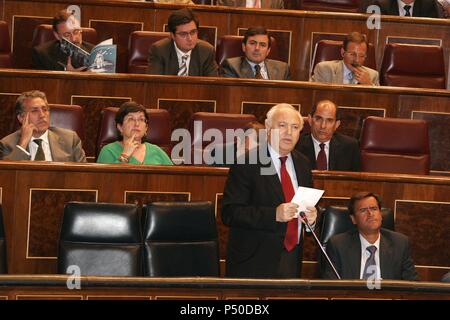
[254,64,263,79]
[33,139,45,161]
[362,245,377,279]
[279,156,297,252]
[178,54,188,76]
[316,143,327,170]
[404,5,411,16]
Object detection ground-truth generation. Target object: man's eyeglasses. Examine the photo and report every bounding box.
[62,29,82,38]
[357,206,379,214]
[345,51,367,59]
[175,29,198,39]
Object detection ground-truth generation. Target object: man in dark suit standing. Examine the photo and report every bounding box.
[373,0,439,17]
[32,10,94,71]
[222,103,317,278]
[321,192,418,280]
[295,100,360,171]
[221,27,291,80]
[147,8,218,76]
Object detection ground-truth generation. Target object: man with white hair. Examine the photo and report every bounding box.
[222,103,317,278]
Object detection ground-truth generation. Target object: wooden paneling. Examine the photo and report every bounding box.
[0,162,449,281]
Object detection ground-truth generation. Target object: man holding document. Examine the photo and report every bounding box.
[222,103,320,278]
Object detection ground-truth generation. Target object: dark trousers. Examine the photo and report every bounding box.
[276,245,301,278]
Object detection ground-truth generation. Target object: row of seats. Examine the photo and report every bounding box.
[22,103,430,174]
[0,201,396,277]
[0,22,446,89]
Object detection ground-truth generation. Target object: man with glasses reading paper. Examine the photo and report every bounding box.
[147,8,218,77]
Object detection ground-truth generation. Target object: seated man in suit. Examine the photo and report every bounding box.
[147,8,218,76]
[295,100,360,171]
[217,0,284,8]
[32,9,94,71]
[222,103,317,278]
[221,27,291,80]
[321,192,419,280]
[0,90,86,162]
[372,0,439,17]
[311,32,379,86]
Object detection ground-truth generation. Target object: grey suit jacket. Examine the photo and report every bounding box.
[321,228,419,281]
[295,133,360,171]
[0,127,87,162]
[373,0,439,17]
[221,57,291,80]
[147,38,218,76]
[218,0,284,8]
[311,60,380,86]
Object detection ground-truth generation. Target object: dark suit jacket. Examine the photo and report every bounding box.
[147,38,218,76]
[0,127,87,162]
[295,133,361,171]
[221,148,313,278]
[221,57,291,80]
[373,0,439,17]
[321,228,419,280]
[32,40,94,71]
[217,0,284,8]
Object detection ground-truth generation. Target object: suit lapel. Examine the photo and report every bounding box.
[188,44,200,76]
[328,135,339,170]
[390,0,400,15]
[262,147,285,203]
[304,135,317,168]
[265,60,276,80]
[380,231,393,279]
[168,41,180,75]
[334,61,344,84]
[240,58,255,78]
[348,231,362,278]
[48,129,62,161]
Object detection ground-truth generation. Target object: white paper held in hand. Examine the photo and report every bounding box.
[291,186,324,217]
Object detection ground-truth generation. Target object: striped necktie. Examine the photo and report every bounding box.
[178,54,189,76]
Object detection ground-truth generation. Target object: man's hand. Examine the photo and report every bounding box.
[18,113,36,149]
[352,66,372,85]
[276,203,299,222]
[300,206,318,226]
[122,133,139,158]
[66,56,88,72]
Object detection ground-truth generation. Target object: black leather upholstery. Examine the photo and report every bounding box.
[143,201,219,277]
[58,202,143,276]
[0,205,7,274]
[319,206,395,248]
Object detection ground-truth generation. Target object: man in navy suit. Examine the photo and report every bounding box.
[295,100,360,172]
[373,0,439,17]
[321,192,418,280]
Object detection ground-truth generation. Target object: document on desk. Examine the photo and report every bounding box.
[291,186,324,217]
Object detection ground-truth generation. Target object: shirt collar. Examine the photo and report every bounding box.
[32,130,50,145]
[359,233,381,252]
[246,58,265,70]
[268,142,291,164]
[311,135,330,148]
[173,41,192,59]
[342,62,353,79]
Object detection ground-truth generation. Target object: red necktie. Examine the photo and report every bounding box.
[316,143,327,170]
[280,156,297,252]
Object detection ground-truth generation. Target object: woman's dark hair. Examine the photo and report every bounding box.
[115,101,149,142]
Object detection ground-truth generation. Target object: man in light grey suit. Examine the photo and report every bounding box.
[147,8,218,76]
[311,32,379,86]
[221,27,291,80]
[217,0,284,8]
[0,90,86,162]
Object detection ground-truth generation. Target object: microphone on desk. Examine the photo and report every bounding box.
[299,211,341,280]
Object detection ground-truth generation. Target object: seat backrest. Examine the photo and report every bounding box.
[360,116,430,175]
[143,201,219,277]
[311,39,377,75]
[0,205,7,274]
[216,35,280,66]
[12,104,85,141]
[32,24,98,48]
[127,31,169,74]
[58,202,143,276]
[0,21,12,67]
[300,0,359,12]
[96,107,172,157]
[380,43,446,89]
[320,205,395,248]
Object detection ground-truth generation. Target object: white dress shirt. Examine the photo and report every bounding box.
[311,135,330,169]
[16,130,53,161]
[174,42,192,75]
[343,62,357,84]
[359,233,382,280]
[397,0,415,16]
[246,0,261,8]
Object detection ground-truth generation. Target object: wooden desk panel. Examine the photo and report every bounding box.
[0,162,449,281]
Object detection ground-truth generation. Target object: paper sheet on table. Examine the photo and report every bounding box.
[291,186,324,217]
